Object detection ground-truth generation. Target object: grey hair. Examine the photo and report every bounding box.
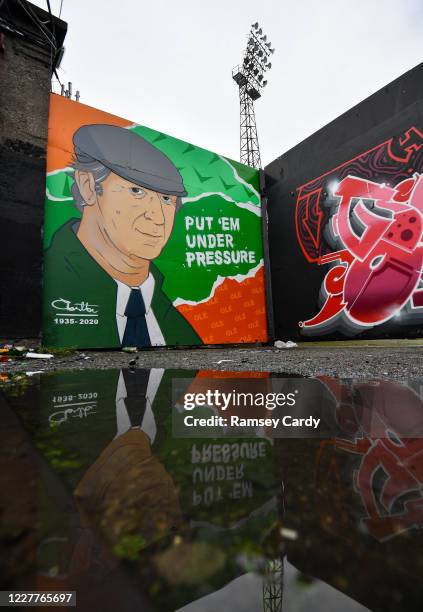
[69,160,111,212]
[69,158,183,213]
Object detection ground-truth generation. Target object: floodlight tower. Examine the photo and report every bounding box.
[262,557,284,612]
[232,22,275,168]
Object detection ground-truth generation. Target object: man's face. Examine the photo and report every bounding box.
[95,172,177,260]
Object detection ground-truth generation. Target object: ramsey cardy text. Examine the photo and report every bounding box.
[183,415,321,429]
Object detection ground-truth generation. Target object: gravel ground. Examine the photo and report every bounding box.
[1,341,423,379]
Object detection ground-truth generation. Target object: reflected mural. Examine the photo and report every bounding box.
[1,370,423,611]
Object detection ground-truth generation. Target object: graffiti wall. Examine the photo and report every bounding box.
[265,62,423,340]
[43,95,268,348]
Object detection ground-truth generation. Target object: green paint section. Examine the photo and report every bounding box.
[223,157,260,193]
[129,125,260,204]
[155,195,262,302]
[44,170,80,249]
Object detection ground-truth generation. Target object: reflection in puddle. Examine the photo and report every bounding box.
[1,369,422,611]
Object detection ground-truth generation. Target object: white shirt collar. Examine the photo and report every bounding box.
[115,273,155,316]
[115,368,164,442]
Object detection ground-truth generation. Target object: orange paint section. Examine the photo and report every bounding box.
[176,371,272,421]
[47,94,131,173]
[176,268,268,344]
[181,372,269,400]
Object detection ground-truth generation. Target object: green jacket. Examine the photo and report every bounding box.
[42,220,201,349]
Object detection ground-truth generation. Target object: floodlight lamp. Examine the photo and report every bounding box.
[263,80,267,86]
[253,68,259,75]
[270,48,275,54]
[267,62,272,69]
[258,50,263,57]
[258,28,262,35]
[258,74,263,81]
[253,22,259,29]
[262,35,267,42]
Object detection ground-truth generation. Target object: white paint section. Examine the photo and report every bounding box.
[235,200,262,216]
[46,166,74,177]
[46,187,74,202]
[173,260,264,307]
[182,192,261,217]
[219,155,261,202]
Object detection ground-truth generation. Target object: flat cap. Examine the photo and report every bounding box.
[73,124,187,196]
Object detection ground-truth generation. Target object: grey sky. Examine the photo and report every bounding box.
[31,0,422,166]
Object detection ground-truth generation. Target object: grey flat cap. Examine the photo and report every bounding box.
[73,124,187,196]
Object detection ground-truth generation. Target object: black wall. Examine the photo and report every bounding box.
[0,1,66,338]
[264,63,423,341]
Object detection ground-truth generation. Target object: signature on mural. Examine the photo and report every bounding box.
[295,126,423,334]
[51,298,99,315]
[49,404,97,425]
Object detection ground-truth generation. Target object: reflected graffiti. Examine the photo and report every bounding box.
[319,377,423,541]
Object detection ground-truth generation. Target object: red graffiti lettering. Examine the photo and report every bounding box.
[303,174,423,328]
[387,127,423,163]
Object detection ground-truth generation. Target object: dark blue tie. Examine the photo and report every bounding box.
[122,289,151,348]
[121,369,150,426]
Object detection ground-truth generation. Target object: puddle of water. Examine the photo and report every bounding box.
[0,369,422,611]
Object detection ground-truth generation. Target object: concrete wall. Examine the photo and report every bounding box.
[265,63,423,341]
[0,1,66,338]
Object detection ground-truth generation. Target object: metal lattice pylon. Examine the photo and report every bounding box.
[262,557,284,612]
[232,23,275,169]
[239,83,261,168]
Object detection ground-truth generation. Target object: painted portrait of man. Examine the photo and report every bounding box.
[43,124,201,348]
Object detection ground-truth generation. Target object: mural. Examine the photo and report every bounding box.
[43,95,267,348]
[295,126,423,336]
